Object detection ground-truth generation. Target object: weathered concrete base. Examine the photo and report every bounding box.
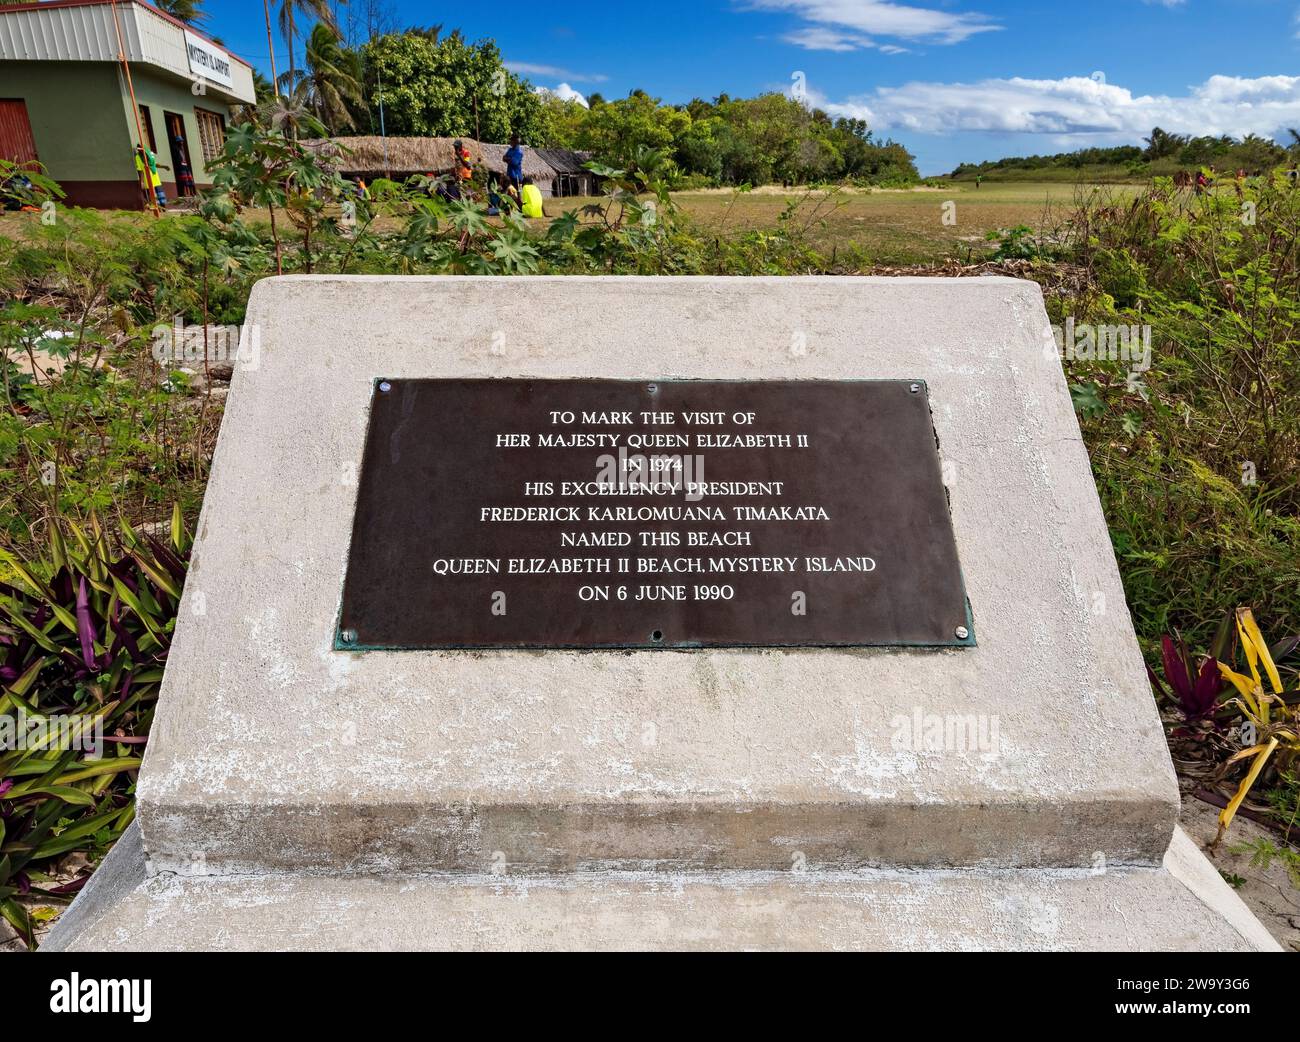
[44,824,1278,951]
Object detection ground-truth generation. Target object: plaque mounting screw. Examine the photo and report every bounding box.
[340,628,357,644]
[954,626,969,640]
[378,381,391,393]
[647,383,658,395]
[909,383,921,394]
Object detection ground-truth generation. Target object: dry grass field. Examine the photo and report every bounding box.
[0,180,1144,265]
[657,181,1144,262]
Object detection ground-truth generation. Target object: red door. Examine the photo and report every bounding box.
[0,99,39,167]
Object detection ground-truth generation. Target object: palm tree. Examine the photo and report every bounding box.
[153,0,207,25]
[266,90,322,139]
[277,0,339,101]
[1143,127,1179,160]
[277,23,365,134]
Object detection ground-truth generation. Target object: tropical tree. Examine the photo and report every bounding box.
[574,91,692,168]
[278,22,365,134]
[153,0,206,24]
[1143,126,1187,160]
[278,0,339,104]
[536,93,589,150]
[359,31,543,142]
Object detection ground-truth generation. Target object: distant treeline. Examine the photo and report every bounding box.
[274,23,921,187]
[543,92,920,187]
[950,128,1300,181]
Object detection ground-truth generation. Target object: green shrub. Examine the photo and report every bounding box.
[0,212,220,550]
[0,508,189,948]
[1062,174,1300,649]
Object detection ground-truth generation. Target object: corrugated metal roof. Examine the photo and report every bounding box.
[0,3,123,61]
[0,1,254,103]
[136,3,186,79]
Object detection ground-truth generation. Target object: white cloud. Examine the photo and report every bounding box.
[782,26,909,52]
[1141,0,1185,7]
[506,61,607,84]
[749,0,998,45]
[816,73,1300,141]
[783,26,874,50]
[534,82,590,108]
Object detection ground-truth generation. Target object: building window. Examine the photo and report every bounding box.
[194,108,226,165]
[137,105,157,152]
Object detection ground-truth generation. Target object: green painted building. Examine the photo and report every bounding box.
[0,0,255,208]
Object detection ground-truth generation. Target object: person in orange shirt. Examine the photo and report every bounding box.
[452,139,473,200]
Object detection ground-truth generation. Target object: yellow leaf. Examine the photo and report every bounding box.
[1236,614,1262,690]
[1225,743,1269,765]
[1217,662,1262,719]
[1236,608,1282,695]
[1218,737,1278,837]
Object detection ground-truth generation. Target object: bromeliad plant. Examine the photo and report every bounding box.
[1148,607,1300,851]
[1212,609,1300,848]
[1147,630,1227,726]
[0,507,189,948]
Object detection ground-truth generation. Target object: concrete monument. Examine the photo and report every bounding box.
[45,276,1278,950]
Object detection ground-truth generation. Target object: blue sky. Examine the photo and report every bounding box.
[202,0,1300,174]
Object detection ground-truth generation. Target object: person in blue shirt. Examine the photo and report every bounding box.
[504,134,525,198]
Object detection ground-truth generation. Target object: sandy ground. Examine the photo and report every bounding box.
[1179,794,1300,952]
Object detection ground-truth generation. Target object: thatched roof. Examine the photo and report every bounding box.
[536,148,595,175]
[305,136,485,176]
[307,137,600,185]
[478,142,556,182]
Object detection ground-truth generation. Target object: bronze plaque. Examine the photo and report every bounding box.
[337,379,973,650]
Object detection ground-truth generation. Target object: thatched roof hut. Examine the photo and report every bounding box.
[307,137,604,199]
[305,136,484,178]
[535,148,593,174]
[478,142,557,186]
[536,148,602,197]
